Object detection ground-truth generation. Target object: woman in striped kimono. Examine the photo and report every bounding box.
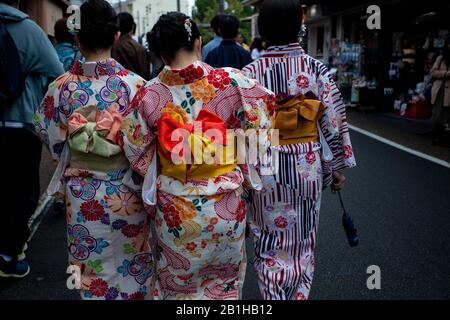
[120,12,275,300]
[242,0,356,300]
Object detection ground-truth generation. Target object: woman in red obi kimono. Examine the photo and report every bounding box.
[120,12,275,300]
[242,0,356,300]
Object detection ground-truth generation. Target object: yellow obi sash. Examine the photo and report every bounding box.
[157,109,237,184]
[67,105,129,172]
[274,95,325,145]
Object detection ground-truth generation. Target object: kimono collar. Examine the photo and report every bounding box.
[70,58,128,78]
[263,43,306,58]
[158,61,212,86]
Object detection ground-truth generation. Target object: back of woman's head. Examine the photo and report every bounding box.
[148,12,200,61]
[258,0,303,46]
[77,0,118,51]
[55,18,74,44]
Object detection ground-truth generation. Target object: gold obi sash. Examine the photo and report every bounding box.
[274,95,325,145]
[67,105,128,173]
[157,109,237,184]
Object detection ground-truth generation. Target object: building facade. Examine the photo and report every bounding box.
[20,0,69,36]
[129,0,191,37]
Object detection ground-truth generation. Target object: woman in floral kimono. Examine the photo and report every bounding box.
[242,0,356,300]
[120,12,275,300]
[34,0,153,300]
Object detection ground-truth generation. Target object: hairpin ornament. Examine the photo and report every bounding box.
[184,19,192,41]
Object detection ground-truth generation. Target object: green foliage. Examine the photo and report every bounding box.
[193,0,255,44]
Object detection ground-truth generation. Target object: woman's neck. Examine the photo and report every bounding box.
[168,50,199,70]
[82,49,112,63]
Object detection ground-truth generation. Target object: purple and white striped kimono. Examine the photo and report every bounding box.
[243,43,356,300]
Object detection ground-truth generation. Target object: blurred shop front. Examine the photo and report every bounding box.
[18,0,69,38]
[303,0,449,120]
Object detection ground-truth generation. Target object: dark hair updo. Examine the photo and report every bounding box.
[258,0,304,46]
[148,12,201,61]
[77,0,118,51]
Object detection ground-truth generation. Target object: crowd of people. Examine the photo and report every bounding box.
[10,0,449,300]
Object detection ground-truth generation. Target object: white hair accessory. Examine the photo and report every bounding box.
[184,18,192,41]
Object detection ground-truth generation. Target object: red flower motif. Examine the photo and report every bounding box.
[129,87,147,111]
[43,96,55,120]
[244,110,258,122]
[264,95,277,117]
[179,64,204,84]
[121,224,141,238]
[207,69,232,90]
[264,257,276,268]
[344,145,353,159]
[89,278,108,297]
[305,152,316,165]
[226,230,233,237]
[274,216,288,229]
[205,224,214,232]
[162,204,181,229]
[236,201,246,223]
[210,217,218,225]
[80,200,105,221]
[70,60,83,75]
[201,240,207,249]
[128,292,145,300]
[185,242,197,252]
[296,75,310,89]
[117,69,130,77]
[296,292,307,300]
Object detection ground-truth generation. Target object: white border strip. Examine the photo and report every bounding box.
[349,124,450,169]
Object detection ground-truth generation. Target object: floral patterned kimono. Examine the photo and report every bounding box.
[121,61,275,300]
[242,44,357,300]
[34,59,154,300]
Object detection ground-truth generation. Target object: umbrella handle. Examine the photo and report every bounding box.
[337,191,347,214]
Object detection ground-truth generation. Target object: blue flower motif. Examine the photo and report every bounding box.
[117,259,130,277]
[94,238,109,255]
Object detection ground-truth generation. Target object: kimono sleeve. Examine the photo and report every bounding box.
[120,87,156,177]
[33,80,67,162]
[317,67,356,176]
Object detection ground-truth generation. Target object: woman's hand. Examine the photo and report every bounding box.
[332,171,346,192]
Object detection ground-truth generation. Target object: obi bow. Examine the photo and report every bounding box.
[157,109,236,183]
[68,104,123,158]
[274,95,325,145]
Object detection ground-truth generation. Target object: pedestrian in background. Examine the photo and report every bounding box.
[0,0,63,278]
[430,38,450,146]
[205,14,252,70]
[235,32,250,51]
[54,18,80,72]
[243,0,356,300]
[250,37,266,60]
[121,12,275,300]
[112,12,150,79]
[201,14,224,61]
[34,0,153,300]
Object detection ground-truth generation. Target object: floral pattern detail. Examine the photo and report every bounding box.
[105,192,142,216]
[207,69,232,90]
[34,58,152,300]
[344,145,353,159]
[191,78,216,104]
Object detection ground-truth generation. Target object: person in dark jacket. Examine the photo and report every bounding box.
[112,12,150,79]
[0,0,64,278]
[205,14,252,70]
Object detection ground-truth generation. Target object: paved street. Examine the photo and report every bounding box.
[1,119,449,300]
